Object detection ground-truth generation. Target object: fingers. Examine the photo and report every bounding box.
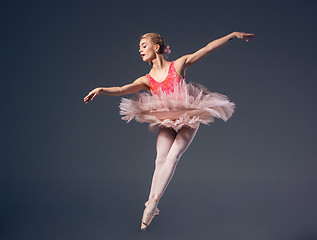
[83,88,101,103]
[245,33,255,39]
[83,97,90,103]
[238,32,255,42]
[83,92,94,103]
[83,89,100,103]
[83,94,90,103]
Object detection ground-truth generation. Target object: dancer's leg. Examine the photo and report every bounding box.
[147,127,177,200]
[153,124,200,197]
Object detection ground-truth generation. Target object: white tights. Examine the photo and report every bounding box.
[147,124,200,202]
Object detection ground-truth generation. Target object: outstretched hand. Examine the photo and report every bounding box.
[234,32,255,42]
[83,88,101,103]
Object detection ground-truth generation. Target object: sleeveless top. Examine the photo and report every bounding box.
[146,61,181,95]
[119,60,236,132]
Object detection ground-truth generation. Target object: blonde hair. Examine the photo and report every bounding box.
[140,33,170,55]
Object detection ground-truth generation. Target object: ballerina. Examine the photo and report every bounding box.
[83,31,255,231]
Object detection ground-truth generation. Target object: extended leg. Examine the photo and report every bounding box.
[147,127,177,200]
[141,125,200,231]
[153,124,200,197]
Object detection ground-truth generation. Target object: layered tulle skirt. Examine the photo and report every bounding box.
[119,79,236,132]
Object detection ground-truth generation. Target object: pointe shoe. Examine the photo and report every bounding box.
[145,199,160,216]
[140,194,161,231]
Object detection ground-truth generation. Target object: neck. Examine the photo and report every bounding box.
[150,55,168,70]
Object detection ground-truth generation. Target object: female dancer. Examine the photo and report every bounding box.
[83,31,254,231]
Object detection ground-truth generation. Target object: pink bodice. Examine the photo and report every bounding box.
[146,61,182,95]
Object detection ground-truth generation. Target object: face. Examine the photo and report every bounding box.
[139,37,157,62]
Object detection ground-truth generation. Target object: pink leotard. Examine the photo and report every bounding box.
[120,60,236,132]
[146,61,181,95]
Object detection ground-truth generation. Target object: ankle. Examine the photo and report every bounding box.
[149,192,161,198]
[151,193,162,202]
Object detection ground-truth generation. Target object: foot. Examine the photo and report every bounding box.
[140,194,161,231]
[145,199,160,216]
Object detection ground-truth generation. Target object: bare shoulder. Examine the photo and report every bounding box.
[119,75,150,95]
[135,75,150,91]
[137,75,150,86]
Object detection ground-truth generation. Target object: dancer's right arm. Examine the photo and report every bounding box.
[83,76,149,103]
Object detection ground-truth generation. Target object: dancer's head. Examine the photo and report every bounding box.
[139,33,170,63]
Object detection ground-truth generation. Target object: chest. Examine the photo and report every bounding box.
[146,61,182,94]
[148,73,180,94]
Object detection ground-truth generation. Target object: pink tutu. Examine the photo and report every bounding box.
[119,78,236,132]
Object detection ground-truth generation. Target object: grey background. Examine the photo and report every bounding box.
[1,0,317,239]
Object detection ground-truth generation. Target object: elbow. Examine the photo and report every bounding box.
[117,86,133,96]
[205,44,215,53]
[107,86,123,96]
[116,87,124,96]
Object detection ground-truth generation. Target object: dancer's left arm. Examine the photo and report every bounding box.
[179,32,255,67]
